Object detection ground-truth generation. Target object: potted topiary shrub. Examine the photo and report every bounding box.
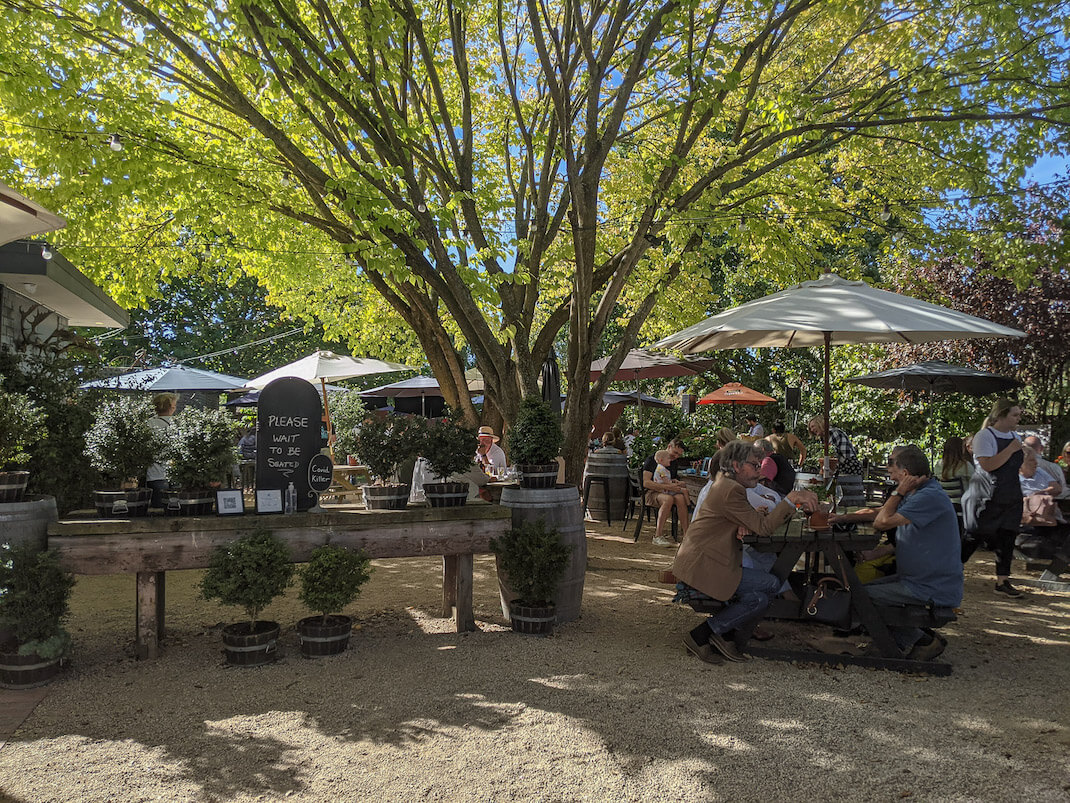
[420,416,479,507]
[296,544,373,657]
[0,542,76,688]
[84,396,163,517]
[199,527,294,666]
[490,520,573,635]
[329,389,366,466]
[350,414,423,509]
[507,396,564,488]
[0,380,46,503]
[167,407,239,515]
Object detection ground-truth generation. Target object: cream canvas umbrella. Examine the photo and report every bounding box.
[0,181,66,245]
[653,273,1025,456]
[246,351,412,452]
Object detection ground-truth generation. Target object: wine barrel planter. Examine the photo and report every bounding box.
[0,471,30,503]
[516,463,558,489]
[498,485,587,624]
[222,621,280,666]
[424,481,469,508]
[362,484,410,510]
[582,451,629,522]
[0,649,62,689]
[297,615,353,658]
[0,494,57,552]
[93,489,153,518]
[177,490,215,516]
[508,602,556,636]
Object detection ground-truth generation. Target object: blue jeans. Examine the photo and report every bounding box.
[864,577,926,651]
[705,568,781,636]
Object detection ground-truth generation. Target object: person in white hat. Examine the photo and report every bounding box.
[475,425,508,474]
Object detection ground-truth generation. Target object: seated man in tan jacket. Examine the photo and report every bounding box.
[673,440,818,663]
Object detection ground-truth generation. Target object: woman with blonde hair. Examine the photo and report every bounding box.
[961,398,1026,597]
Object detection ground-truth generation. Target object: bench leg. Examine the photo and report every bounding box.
[455,554,475,632]
[135,571,161,660]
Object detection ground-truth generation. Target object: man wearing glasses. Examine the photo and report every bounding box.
[673,440,818,663]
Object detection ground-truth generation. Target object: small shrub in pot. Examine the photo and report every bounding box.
[350,415,424,509]
[420,415,478,505]
[168,407,240,490]
[490,520,572,635]
[296,544,373,657]
[84,396,164,516]
[506,396,563,487]
[199,528,294,665]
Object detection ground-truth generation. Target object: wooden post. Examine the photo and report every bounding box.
[442,555,458,616]
[135,572,159,660]
[455,553,475,632]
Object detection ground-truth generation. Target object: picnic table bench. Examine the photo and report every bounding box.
[47,504,511,660]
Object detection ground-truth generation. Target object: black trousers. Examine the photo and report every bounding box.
[962,527,1016,578]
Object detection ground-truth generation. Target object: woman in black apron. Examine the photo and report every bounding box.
[961,399,1025,597]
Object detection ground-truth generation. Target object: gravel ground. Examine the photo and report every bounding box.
[1,521,1068,802]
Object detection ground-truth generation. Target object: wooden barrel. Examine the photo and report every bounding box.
[0,471,29,503]
[94,489,153,518]
[0,649,61,689]
[222,621,280,666]
[424,481,469,508]
[363,484,410,510]
[582,451,629,522]
[297,615,353,657]
[0,495,57,552]
[499,485,587,624]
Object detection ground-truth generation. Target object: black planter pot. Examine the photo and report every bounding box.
[297,615,353,658]
[94,488,153,518]
[424,481,469,507]
[362,484,410,510]
[221,621,280,666]
[0,471,30,503]
[0,647,62,689]
[508,601,556,635]
[516,463,558,489]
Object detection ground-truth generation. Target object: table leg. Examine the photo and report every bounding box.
[135,571,160,660]
[825,544,900,657]
[442,555,458,617]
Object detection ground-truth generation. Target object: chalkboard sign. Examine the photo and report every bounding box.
[308,453,334,494]
[256,377,324,512]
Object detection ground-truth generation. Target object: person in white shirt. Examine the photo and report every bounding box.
[744,415,764,438]
[475,426,507,473]
[1022,435,1068,499]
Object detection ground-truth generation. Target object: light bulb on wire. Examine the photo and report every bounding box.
[41,244,53,260]
[878,204,891,222]
[108,134,123,152]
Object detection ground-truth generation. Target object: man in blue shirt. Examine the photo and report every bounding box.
[866,444,964,660]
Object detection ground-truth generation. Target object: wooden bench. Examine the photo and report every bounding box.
[48,504,511,660]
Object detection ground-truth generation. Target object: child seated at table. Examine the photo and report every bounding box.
[654,449,691,509]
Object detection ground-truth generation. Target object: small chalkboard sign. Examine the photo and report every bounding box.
[256,377,324,512]
[308,453,334,494]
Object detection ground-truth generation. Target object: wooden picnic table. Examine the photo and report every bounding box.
[48,504,511,660]
[741,526,954,675]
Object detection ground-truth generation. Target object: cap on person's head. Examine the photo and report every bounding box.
[476,425,500,442]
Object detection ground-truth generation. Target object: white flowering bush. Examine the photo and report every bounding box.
[167,407,239,489]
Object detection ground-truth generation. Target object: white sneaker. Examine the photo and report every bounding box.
[652,536,675,547]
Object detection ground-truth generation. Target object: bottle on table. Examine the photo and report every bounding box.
[285,482,297,513]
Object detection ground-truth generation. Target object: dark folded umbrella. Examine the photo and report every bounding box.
[846,361,1021,396]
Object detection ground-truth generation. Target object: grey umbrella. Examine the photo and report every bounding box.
[846,361,1021,396]
[847,360,1022,459]
[80,365,248,393]
[654,273,1024,458]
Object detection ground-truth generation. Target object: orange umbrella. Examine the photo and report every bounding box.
[697,382,775,405]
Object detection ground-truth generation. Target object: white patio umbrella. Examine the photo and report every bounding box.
[653,273,1025,456]
[246,351,412,451]
[1,181,66,245]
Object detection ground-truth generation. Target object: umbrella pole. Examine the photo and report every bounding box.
[321,378,335,462]
[823,331,831,461]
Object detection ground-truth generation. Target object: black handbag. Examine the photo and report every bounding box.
[802,576,852,628]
